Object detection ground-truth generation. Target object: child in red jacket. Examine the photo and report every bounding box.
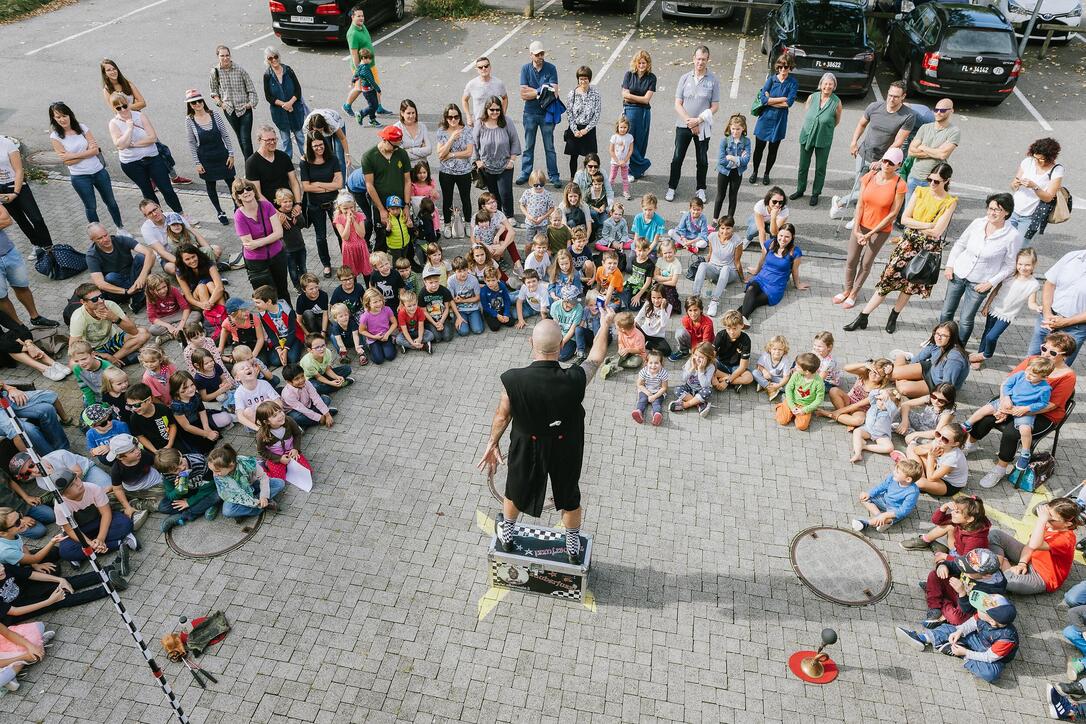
[671,296,715,361]
[901,493,991,557]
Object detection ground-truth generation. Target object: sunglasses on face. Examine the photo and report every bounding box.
[935,433,951,443]
[586,163,599,169]
[931,395,946,404]
[1040,345,1061,357]
[114,103,128,110]
[125,397,152,410]
[927,177,943,185]
[488,107,501,112]
[776,65,789,70]
[239,187,255,194]
[532,183,544,188]
[934,107,952,113]
[82,295,103,304]
[477,63,490,70]
[446,113,460,119]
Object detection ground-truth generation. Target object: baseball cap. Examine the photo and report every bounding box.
[81,403,114,428]
[881,147,904,166]
[971,592,1017,625]
[559,284,580,302]
[105,433,139,462]
[225,297,252,314]
[422,269,441,278]
[957,547,1000,576]
[529,41,545,55]
[7,452,35,480]
[378,125,403,144]
[385,195,404,209]
[164,211,185,227]
[52,470,76,494]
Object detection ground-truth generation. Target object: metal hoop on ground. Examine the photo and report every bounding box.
[789,526,893,607]
[165,511,266,559]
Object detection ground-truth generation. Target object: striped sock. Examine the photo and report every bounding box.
[498,515,516,544]
[566,527,580,557]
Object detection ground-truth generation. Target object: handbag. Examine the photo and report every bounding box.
[750,94,764,117]
[1048,186,1072,224]
[470,167,487,191]
[34,243,87,280]
[904,248,941,286]
[451,209,465,238]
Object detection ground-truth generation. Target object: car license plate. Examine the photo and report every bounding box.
[960,65,990,74]
[290,15,314,23]
[815,60,843,69]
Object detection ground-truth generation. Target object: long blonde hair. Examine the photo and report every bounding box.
[629,49,652,74]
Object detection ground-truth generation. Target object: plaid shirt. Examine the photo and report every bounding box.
[209,63,258,116]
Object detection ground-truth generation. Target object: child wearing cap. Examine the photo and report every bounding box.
[921,547,1008,629]
[419,269,458,342]
[83,403,131,467]
[106,433,163,521]
[52,467,139,565]
[851,458,923,533]
[153,449,220,533]
[383,196,415,270]
[218,298,266,366]
[896,592,1018,683]
[549,285,587,363]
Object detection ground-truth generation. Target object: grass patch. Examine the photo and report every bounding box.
[0,0,75,24]
[414,0,485,18]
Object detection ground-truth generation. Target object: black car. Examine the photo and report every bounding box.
[270,0,404,45]
[761,0,876,97]
[886,3,1021,105]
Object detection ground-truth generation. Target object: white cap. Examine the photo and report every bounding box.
[529,41,545,55]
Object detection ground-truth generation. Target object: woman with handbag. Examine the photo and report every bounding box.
[845,162,957,334]
[473,96,522,220]
[183,90,236,226]
[435,103,474,238]
[563,66,601,180]
[1009,137,1065,246]
[232,179,289,301]
[748,54,797,186]
[108,94,185,215]
[48,102,124,232]
[299,135,344,278]
[262,47,307,161]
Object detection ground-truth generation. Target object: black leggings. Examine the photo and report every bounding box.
[750,137,781,177]
[7,571,111,623]
[438,171,473,224]
[204,174,236,215]
[969,413,1056,464]
[642,331,672,357]
[740,281,769,319]
[713,170,743,220]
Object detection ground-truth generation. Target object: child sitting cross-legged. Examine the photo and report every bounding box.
[82,403,130,467]
[153,448,221,533]
[254,401,311,483]
[191,348,236,411]
[419,271,458,342]
[632,348,668,426]
[395,289,436,353]
[752,335,792,401]
[300,332,354,395]
[851,458,922,533]
[358,288,399,364]
[850,388,902,464]
[921,545,1007,630]
[207,443,285,520]
[775,353,824,431]
[328,302,367,365]
[183,319,229,375]
[711,310,754,394]
[479,267,515,332]
[670,342,717,417]
[515,270,550,329]
[138,344,177,406]
[549,285,588,363]
[672,295,714,362]
[608,311,646,377]
[280,363,336,430]
[819,359,894,427]
[69,340,113,407]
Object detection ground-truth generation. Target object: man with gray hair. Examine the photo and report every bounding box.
[209,45,258,158]
[666,45,719,204]
[84,222,155,312]
[478,308,614,565]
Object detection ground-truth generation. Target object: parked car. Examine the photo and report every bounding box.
[566,0,637,12]
[660,0,735,21]
[999,0,1083,40]
[886,3,1021,105]
[761,0,876,96]
[269,0,403,45]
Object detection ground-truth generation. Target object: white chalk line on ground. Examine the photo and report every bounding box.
[729,38,746,100]
[1013,87,1053,131]
[870,77,883,103]
[459,0,559,72]
[25,0,171,55]
[237,31,275,50]
[340,17,423,60]
[595,3,655,84]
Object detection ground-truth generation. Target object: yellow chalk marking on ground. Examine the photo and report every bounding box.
[985,490,1086,566]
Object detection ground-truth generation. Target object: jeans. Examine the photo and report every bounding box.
[482,168,515,219]
[559,338,577,361]
[519,113,559,184]
[157,490,220,522]
[976,314,1012,359]
[58,511,133,562]
[286,248,307,289]
[394,329,435,349]
[287,394,334,429]
[795,143,831,196]
[926,624,1006,683]
[623,104,652,178]
[311,364,354,395]
[0,389,69,454]
[119,155,183,213]
[102,252,147,307]
[70,169,123,227]
[692,262,736,300]
[224,109,254,159]
[1065,580,1086,608]
[427,320,456,343]
[276,123,306,161]
[21,504,56,539]
[939,274,986,344]
[456,309,485,336]
[635,391,664,416]
[221,477,285,518]
[0,184,52,248]
[1065,624,1086,657]
[438,171,473,224]
[667,127,709,192]
[358,89,379,122]
[1029,313,1086,366]
[366,339,397,364]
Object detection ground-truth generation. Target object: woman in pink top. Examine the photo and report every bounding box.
[232,178,289,300]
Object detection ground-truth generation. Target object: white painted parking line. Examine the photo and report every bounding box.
[25,0,171,55]
[1073,32,1085,43]
[595,3,655,83]
[870,77,883,103]
[340,17,423,60]
[459,0,559,72]
[729,38,746,99]
[1014,87,1053,131]
[638,0,657,23]
[237,31,275,49]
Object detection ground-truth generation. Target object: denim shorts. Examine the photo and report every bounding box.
[0,246,30,297]
[1013,414,1036,430]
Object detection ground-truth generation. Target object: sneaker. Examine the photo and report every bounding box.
[922,608,945,628]
[767,386,782,401]
[873,520,892,533]
[895,627,929,651]
[930,541,950,555]
[398,344,408,355]
[0,668,18,692]
[514,177,528,186]
[623,191,631,200]
[933,641,955,656]
[108,569,129,592]
[495,513,515,552]
[1070,658,1086,682]
[1060,681,1086,699]
[376,106,394,116]
[41,363,68,382]
[205,505,218,521]
[123,533,139,551]
[979,471,1004,489]
[70,558,83,570]
[731,383,742,395]
[426,341,433,355]
[664,188,676,202]
[217,211,230,226]
[668,350,688,362]
[367,118,382,128]
[1016,449,1033,471]
[900,536,931,551]
[442,224,453,239]
[131,509,149,532]
[171,175,193,185]
[41,630,55,645]
[917,580,927,592]
[651,411,662,426]
[844,219,855,231]
[631,409,644,424]
[1049,684,1077,721]
[828,195,846,220]
[695,188,707,203]
[29,315,59,328]
[851,519,868,532]
[117,545,131,577]
[741,316,751,329]
[889,450,905,463]
[698,401,711,417]
[962,440,978,454]
[706,300,719,318]
[571,351,586,365]
[669,400,684,413]
[551,180,563,190]
[160,514,184,534]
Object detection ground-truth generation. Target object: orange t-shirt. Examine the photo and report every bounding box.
[594,267,624,293]
[1031,527,1076,591]
[858,172,906,233]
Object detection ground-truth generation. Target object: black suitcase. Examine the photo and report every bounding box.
[487,522,592,602]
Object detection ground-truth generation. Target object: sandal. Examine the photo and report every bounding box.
[832,292,848,304]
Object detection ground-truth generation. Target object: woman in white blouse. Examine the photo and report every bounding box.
[394,99,431,163]
[938,192,1021,344]
[48,102,124,231]
[1009,137,1064,245]
[107,92,184,214]
[563,66,601,180]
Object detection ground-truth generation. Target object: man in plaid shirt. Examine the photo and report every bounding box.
[209,45,258,158]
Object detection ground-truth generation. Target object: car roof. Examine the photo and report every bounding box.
[793,0,865,17]
[930,3,1012,28]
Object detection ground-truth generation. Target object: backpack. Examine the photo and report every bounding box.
[1007,451,1057,493]
[34,244,87,280]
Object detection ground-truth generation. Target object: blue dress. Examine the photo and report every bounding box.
[753,75,799,143]
[748,239,803,305]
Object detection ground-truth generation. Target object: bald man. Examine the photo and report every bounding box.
[479,310,614,564]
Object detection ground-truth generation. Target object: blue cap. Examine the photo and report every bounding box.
[225,297,251,314]
[559,284,580,302]
[385,195,404,209]
[164,212,185,227]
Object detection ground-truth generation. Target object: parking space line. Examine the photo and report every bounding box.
[1013,87,1053,131]
[25,0,170,55]
[870,76,883,103]
[728,38,746,99]
[237,31,275,49]
[459,0,559,72]
[1074,32,1085,43]
[340,17,423,60]
[595,3,655,83]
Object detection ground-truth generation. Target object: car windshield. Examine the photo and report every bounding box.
[794,5,864,45]
[943,28,1016,55]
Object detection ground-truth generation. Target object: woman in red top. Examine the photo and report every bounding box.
[965,331,1077,488]
[836,147,906,310]
[988,497,1079,594]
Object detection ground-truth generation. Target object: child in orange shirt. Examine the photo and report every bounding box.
[672,296,714,361]
[602,311,646,379]
[591,251,624,311]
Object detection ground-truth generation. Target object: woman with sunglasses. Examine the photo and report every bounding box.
[572,153,614,210]
[836,147,906,311]
[749,53,797,186]
[48,102,124,231]
[473,96,522,220]
[232,179,289,301]
[108,93,184,215]
[745,185,789,248]
[436,103,474,237]
[262,46,307,161]
[846,162,957,334]
[965,331,1077,489]
[891,320,969,400]
[183,89,235,226]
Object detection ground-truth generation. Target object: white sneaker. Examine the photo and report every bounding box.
[508,218,519,228]
[41,630,55,644]
[664,188,676,202]
[117,227,132,238]
[706,300,719,318]
[695,188,707,203]
[889,349,912,362]
[123,533,140,551]
[844,219,855,231]
[962,441,978,454]
[851,519,866,532]
[742,315,751,328]
[979,471,1004,489]
[829,196,847,220]
[131,509,149,532]
[442,224,453,239]
[41,363,67,382]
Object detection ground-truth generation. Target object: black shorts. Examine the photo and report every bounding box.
[919,358,935,392]
[505,431,584,517]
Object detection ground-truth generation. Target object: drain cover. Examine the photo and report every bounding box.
[165,512,265,559]
[789,526,893,606]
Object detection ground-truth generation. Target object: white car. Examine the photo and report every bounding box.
[1000,0,1083,38]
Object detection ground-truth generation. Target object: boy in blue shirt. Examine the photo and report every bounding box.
[851,458,923,533]
[480,267,515,332]
[667,196,710,253]
[631,193,666,260]
[549,285,586,362]
[963,356,1053,471]
[83,403,131,467]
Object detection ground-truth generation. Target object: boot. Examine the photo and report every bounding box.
[843,312,868,332]
[886,310,899,335]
